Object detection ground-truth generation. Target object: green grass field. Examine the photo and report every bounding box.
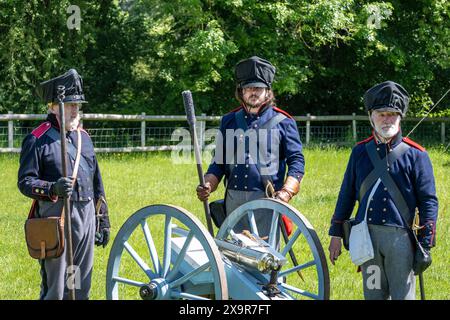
[0,147,448,300]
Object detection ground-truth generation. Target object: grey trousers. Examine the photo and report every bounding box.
[37,199,95,300]
[225,189,274,238]
[361,224,416,300]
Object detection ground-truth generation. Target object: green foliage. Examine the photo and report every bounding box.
[0,0,448,116]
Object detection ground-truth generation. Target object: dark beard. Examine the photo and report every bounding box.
[245,96,263,108]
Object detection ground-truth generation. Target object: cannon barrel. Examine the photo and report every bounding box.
[215,239,281,273]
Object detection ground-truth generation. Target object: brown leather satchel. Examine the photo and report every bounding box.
[24,201,65,259]
[24,128,82,260]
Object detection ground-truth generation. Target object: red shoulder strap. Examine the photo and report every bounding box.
[228,105,243,114]
[273,106,293,119]
[357,135,374,145]
[402,137,425,151]
[31,122,51,138]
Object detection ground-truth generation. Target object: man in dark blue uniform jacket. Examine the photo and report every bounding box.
[18,69,110,300]
[196,56,305,236]
[328,81,438,299]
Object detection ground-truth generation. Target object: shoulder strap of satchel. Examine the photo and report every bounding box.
[46,127,89,173]
[257,113,286,189]
[59,128,83,223]
[359,140,410,202]
[60,128,82,221]
[363,140,413,228]
[28,129,83,221]
[71,129,82,181]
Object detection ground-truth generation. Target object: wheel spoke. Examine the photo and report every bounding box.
[166,231,194,282]
[123,241,156,279]
[171,291,210,300]
[141,221,161,276]
[279,290,296,300]
[281,228,302,257]
[268,210,279,248]
[163,215,172,277]
[213,199,329,301]
[279,260,316,278]
[112,276,146,288]
[247,210,259,236]
[280,282,320,300]
[107,204,230,300]
[169,262,210,289]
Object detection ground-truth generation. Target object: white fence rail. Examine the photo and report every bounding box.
[0,112,448,153]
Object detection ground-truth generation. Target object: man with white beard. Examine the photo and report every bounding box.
[327,81,438,299]
[18,69,110,299]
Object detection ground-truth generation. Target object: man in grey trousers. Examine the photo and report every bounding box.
[18,69,111,299]
[327,81,438,299]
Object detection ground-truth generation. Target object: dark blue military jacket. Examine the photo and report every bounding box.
[206,105,305,191]
[328,132,438,248]
[18,113,106,204]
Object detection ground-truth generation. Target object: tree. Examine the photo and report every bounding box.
[0,0,448,116]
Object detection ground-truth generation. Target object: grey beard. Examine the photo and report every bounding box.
[66,117,80,131]
[369,112,399,142]
[373,124,399,143]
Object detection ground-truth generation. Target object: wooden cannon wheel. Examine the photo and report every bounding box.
[217,198,330,300]
[106,204,228,300]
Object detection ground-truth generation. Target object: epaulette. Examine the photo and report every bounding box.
[273,106,293,119]
[357,135,374,145]
[31,122,51,139]
[403,137,425,151]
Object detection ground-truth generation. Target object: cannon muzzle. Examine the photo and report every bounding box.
[215,239,283,273]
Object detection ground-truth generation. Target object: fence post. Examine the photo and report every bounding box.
[198,113,206,149]
[352,112,357,143]
[8,111,13,149]
[306,113,311,145]
[441,122,445,145]
[141,112,146,148]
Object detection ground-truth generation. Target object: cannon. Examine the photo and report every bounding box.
[106,199,330,300]
[105,91,330,300]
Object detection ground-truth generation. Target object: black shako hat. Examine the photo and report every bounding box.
[37,68,87,104]
[235,56,275,88]
[364,80,410,117]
